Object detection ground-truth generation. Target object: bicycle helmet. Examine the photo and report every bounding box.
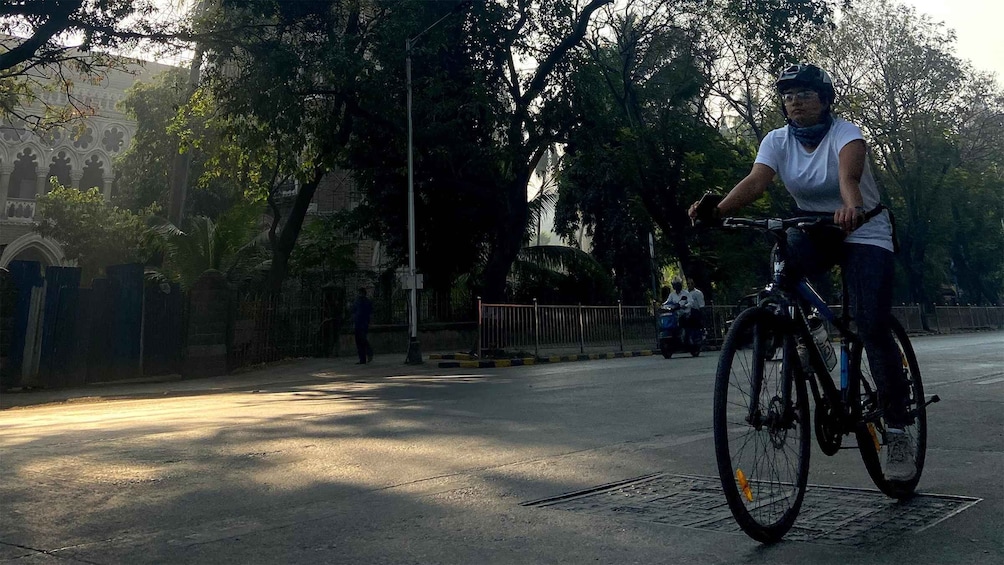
[776,63,835,116]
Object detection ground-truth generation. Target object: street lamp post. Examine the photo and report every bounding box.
[403,1,472,365]
[405,37,421,365]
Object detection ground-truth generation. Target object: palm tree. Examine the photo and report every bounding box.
[148,203,268,290]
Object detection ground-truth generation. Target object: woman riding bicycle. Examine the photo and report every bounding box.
[689,63,914,481]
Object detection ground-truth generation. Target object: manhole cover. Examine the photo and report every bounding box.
[523,473,980,546]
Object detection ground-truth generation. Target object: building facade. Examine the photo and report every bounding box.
[0,57,174,269]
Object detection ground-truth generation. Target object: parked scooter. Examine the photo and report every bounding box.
[657,300,704,358]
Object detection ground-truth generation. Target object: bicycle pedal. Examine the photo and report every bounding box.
[860,409,884,423]
[925,395,941,407]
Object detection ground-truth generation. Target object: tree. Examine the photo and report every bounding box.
[343,0,615,303]
[819,0,970,310]
[344,0,500,304]
[34,183,162,282]
[947,73,1004,304]
[467,0,614,302]
[115,66,246,219]
[0,0,190,125]
[114,68,187,211]
[509,245,616,304]
[698,0,836,143]
[553,6,748,302]
[288,212,359,285]
[156,203,268,290]
[194,0,375,294]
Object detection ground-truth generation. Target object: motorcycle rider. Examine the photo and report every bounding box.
[663,278,695,336]
[662,278,690,310]
[686,280,706,333]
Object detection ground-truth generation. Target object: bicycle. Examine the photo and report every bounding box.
[709,211,940,543]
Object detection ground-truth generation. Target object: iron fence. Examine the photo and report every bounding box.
[373,288,476,325]
[230,290,326,370]
[476,301,1004,360]
[478,299,654,357]
[933,305,1004,333]
[224,290,1002,369]
[800,304,999,335]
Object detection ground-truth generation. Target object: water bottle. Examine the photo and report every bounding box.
[796,341,811,372]
[808,314,837,372]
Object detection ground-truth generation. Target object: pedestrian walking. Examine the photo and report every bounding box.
[352,287,374,364]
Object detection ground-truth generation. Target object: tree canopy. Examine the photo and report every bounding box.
[1,0,191,126]
[34,183,162,282]
[23,0,1002,308]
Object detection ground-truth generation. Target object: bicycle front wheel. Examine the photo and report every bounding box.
[854,317,927,498]
[714,306,811,543]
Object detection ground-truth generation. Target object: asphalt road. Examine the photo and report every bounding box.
[1,332,1001,564]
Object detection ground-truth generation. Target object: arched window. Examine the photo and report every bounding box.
[79,154,105,192]
[7,148,38,199]
[48,151,73,187]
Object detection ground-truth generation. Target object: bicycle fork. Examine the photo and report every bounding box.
[746,314,799,432]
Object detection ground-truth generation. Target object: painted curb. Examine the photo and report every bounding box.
[428,353,479,360]
[437,350,654,369]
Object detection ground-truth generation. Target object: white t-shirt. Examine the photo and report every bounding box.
[754,117,894,252]
[688,288,706,309]
[664,290,690,308]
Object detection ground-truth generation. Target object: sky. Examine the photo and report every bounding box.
[904,0,1003,77]
[148,1,1002,77]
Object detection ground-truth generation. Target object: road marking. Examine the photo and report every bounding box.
[975,376,1004,385]
[925,371,1004,388]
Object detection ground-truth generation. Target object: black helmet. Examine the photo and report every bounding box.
[776,63,836,105]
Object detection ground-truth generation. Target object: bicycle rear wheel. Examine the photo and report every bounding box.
[854,317,926,498]
[714,306,810,543]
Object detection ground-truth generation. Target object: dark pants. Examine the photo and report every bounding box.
[355,329,372,363]
[683,308,703,330]
[787,228,909,428]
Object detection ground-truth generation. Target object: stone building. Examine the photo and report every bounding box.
[0,51,387,291]
[0,56,174,269]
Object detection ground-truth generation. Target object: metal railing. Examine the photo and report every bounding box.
[933,305,1004,333]
[809,304,1001,335]
[230,290,326,370]
[477,301,1003,359]
[478,299,654,357]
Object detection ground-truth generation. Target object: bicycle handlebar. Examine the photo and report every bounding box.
[721,206,884,232]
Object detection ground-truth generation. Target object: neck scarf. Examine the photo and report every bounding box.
[788,113,833,148]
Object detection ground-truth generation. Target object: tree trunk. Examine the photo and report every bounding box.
[481,177,530,303]
[167,2,207,226]
[264,168,324,294]
[900,234,931,331]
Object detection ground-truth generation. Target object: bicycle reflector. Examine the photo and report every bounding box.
[736,468,754,502]
[867,423,882,453]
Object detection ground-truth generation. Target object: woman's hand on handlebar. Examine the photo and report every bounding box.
[688,201,702,222]
[834,205,866,233]
[690,192,723,226]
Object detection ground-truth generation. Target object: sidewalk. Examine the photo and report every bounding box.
[0,344,667,410]
[0,354,445,411]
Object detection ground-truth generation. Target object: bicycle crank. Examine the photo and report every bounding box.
[814,403,842,455]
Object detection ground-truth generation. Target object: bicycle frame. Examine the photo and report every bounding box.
[712,209,931,542]
[748,220,867,434]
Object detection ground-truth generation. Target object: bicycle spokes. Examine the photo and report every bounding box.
[853,317,927,498]
[714,307,810,542]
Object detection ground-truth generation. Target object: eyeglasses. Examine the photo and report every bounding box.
[781,90,818,103]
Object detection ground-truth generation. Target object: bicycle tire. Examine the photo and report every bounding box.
[714,306,811,543]
[854,317,927,498]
